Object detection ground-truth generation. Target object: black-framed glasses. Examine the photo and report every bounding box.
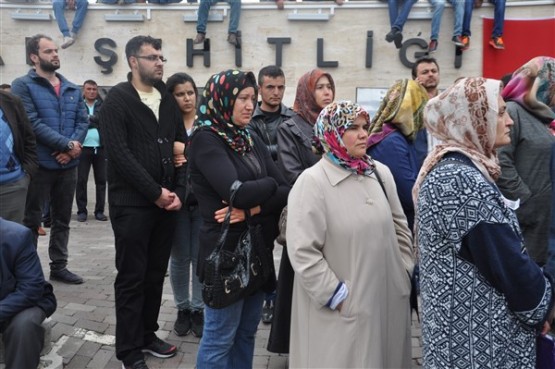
[134,55,167,63]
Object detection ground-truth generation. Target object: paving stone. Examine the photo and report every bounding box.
[65,354,91,369]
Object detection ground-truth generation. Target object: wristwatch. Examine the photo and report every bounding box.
[67,141,75,151]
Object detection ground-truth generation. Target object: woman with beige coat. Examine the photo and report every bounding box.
[286,101,414,368]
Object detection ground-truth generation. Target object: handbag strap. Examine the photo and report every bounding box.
[373,168,388,200]
[214,180,243,252]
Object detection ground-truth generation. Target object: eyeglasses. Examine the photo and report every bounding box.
[134,55,167,63]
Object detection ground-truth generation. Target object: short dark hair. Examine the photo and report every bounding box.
[166,72,198,97]
[83,80,98,87]
[26,34,52,67]
[257,65,285,86]
[125,36,162,68]
[411,56,440,79]
[0,84,11,90]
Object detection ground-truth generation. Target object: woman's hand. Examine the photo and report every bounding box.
[214,205,261,223]
[173,142,186,167]
[541,320,551,335]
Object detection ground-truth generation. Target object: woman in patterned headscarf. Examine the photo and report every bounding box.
[188,70,289,368]
[496,56,555,268]
[413,77,554,369]
[367,79,428,229]
[267,68,335,354]
[287,101,414,368]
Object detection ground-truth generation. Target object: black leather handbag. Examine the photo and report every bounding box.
[202,180,274,309]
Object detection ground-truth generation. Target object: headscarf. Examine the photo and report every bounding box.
[368,79,429,147]
[502,56,555,124]
[314,100,375,176]
[412,77,503,202]
[293,69,336,125]
[196,69,257,155]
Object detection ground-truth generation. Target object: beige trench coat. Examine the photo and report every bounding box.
[287,157,414,369]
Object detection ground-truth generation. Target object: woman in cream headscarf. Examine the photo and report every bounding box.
[367,79,428,229]
[496,56,555,267]
[414,77,554,369]
[287,101,413,368]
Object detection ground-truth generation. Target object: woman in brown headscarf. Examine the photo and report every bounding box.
[414,77,554,368]
[268,69,336,354]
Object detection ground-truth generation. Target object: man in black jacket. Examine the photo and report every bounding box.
[99,35,186,369]
[0,217,57,369]
[0,91,38,223]
[248,65,295,163]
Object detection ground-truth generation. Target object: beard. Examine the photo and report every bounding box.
[39,57,60,72]
[138,65,163,86]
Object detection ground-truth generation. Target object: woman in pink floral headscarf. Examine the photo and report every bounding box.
[496,57,555,267]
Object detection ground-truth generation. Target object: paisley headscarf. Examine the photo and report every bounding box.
[293,69,336,125]
[412,77,503,201]
[502,56,555,124]
[196,70,257,155]
[368,79,429,147]
[314,101,375,176]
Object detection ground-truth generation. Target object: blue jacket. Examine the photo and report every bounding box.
[0,218,56,325]
[11,69,89,170]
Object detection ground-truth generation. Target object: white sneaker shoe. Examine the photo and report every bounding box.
[61,36,75,49]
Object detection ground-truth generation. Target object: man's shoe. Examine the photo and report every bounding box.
[193,33,205,44]
[461,35,470,51]
[227,33,238,46]
[489,36,505,50]
[142,337,177,358]
[428,39,438,53]
[385,28,401,43]
[452,35,464,47]
[191,310,204,338]
[77,213,87,222]
[262,301,274,324]
[38,226,47,236]
[50,269,84,284]
[61,36,75,49]
[173,309,191,336]
[122,360,149,369]
[95,212,108,221]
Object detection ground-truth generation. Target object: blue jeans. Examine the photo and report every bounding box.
[52,0,88,37]
[387,0,418,31]
[197,0,241,34]
[170,204,204,311]
[429,0,464,40]
[196,291,264,369]
[490,0,505,37]
[462,0,473,36]
[23,166,77,271]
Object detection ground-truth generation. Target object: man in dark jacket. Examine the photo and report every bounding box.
[0,217,57,369]
[11,34,89,285]
[248,65,294,324]
[75,79,107,222]
[99,35,185,369]
[248,65,295,163]
[0,90,38,224]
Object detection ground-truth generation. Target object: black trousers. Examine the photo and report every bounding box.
[75,146,107,216]
[1,306,46,369]
[110,204,176,365]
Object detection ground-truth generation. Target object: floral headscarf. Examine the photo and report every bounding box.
[314,101,375,176]
[502,56,555,124]
[293,69,336,125]
[368,79,429,147]
[412,77,503,201]
[196,70,257,155]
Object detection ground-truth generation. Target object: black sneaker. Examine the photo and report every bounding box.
[262,301,274,324]
[94,212,108,221]
[50,269,84,284]
[191,310,204,338]
[141,337,177,358]
[122,360,149,369]
[77,213,87,222]
[173,309,191,336]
